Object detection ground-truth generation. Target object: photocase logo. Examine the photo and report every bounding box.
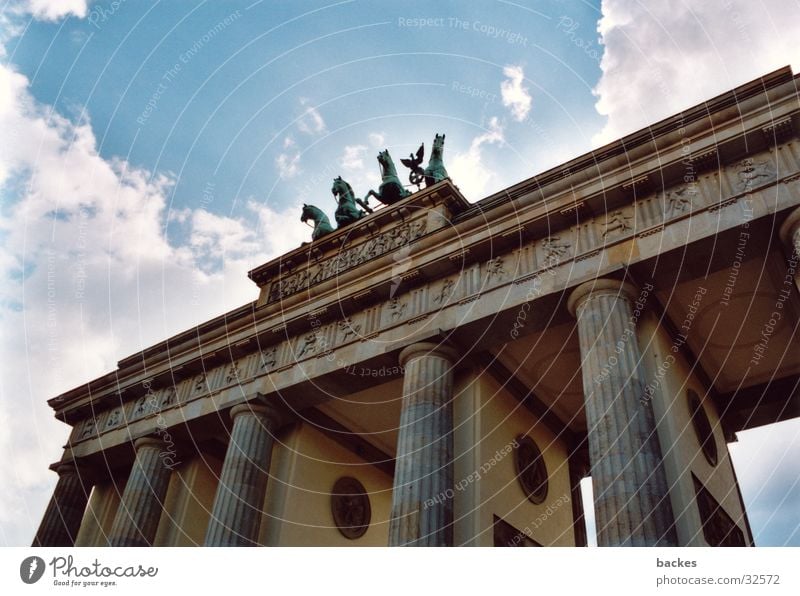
[20,556,45,584]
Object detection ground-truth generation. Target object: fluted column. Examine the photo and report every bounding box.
[389,342,459,546]
[779,207,800,290]
[568,279,677,546]
[32,462,92,546]
[108,437,172,546]
[204,403,280,546]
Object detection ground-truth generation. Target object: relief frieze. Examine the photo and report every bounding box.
[268,219,428,303]
[735,157,775,192]
[601,209,634,239]
[260,346,278,371]
[665,184,696,215]
[540,236,572,267]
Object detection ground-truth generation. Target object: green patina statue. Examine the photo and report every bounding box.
[424,133,448,186]
[401,133,449,189]
[299,134,448,241]
[301,203,334,241]
[365,149,411,206]
[332,176,371,227]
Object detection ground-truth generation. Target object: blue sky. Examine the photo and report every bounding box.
[1,0,799,547]
[7,0,605,218]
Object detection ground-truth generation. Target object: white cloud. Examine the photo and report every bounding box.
[340,144,367,171]
[275,136,301,178]
[500,64,532,122]
[368,132,385,147]
[276,153,300,178]
[251,199,310,254]
[14,0,88,21]
[448,117,505,200]
[592,0,800,146]
[188,200,308,270]
[0,61,305,546]
[189,209,262,266]
[297,97,326,135]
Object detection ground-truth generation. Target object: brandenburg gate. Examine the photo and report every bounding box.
[34,67,800,547]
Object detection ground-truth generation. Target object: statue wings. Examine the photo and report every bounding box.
[400,143,425,169]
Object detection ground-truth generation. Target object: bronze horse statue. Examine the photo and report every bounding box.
[300,203,334,241]
[331,176,371,227]
[298,135,449,241]
[365,149,410,206]
[401,133,449,189]
[424,133,448,186]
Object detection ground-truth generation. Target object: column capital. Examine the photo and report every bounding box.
[567,278,640,318]
[779,206,800,250]
[230,400,287,428]
[398,341,459,367]
[133,437,166,452]
[52,459,92,478]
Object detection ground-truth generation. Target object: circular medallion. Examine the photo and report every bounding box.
[330,476,371,539]
[687,390,718,466]
[514,435,548,504]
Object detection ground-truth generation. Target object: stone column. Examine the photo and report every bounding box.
[779,206,800,290]
[204,403,281,546]
[389,342,459,547]
[568,279,677,546]
[32,462,92,546]
[108,437,172,547]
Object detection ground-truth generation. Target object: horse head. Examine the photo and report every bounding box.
[300,203,334,240]
[300,203,317,223]
[331,176,350,199]
[376,150,389,172]
[432,133,446,157]
[377,149,398,178]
